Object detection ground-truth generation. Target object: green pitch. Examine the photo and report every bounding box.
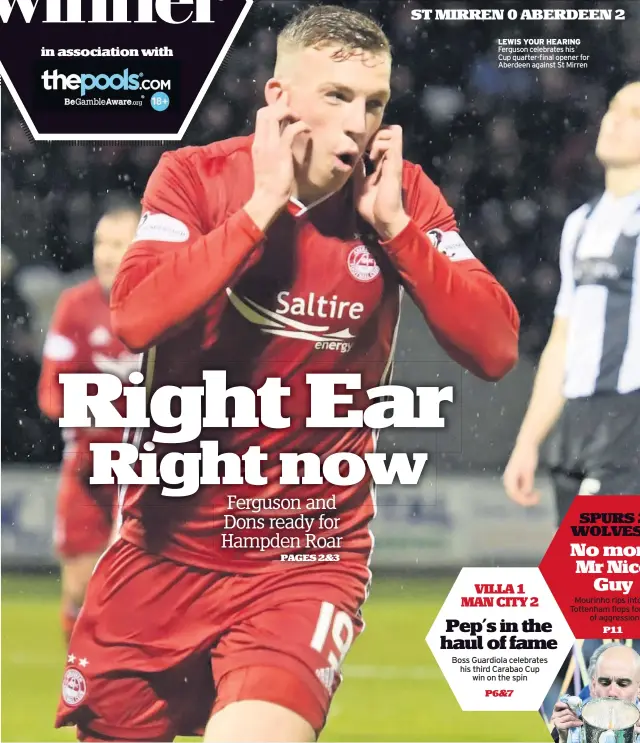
[2,574,550,742]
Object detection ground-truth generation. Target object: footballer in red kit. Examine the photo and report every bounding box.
[38,201,141,645]
[56,6,519,742]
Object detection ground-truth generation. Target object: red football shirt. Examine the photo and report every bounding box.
[111,136,519,574]
[38,277,140,477]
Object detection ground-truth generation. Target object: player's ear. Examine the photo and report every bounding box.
[264,78,285,106]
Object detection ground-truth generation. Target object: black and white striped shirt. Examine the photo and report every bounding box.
[554,188,640,399]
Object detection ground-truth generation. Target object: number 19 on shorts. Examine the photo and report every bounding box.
[310,602,355,672]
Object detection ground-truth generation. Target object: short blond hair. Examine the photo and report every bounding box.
[276,4,391,72]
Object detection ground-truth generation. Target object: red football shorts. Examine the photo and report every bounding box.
[54,462,117,559]
[55,539,368,741]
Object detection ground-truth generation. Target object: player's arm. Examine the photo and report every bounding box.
[38,290,83,421]
[39,289,126,482]
[111,104,309,353]
[38,291,120,435]
[514,317,567,448]
[110,151,265,353]
[503,213,575,505]
[383,164,519,381]
[512,214,576,448]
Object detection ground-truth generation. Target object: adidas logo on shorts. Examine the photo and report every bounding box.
[315,666,336,693]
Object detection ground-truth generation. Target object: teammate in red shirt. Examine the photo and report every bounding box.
[39,200,141,645]
[56,7,519,741]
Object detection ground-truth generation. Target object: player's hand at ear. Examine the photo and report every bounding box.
[252,97,310,204]
[246,96,310,230]
[354,125,410,241]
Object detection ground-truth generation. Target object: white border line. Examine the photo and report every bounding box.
[0,0,253,141]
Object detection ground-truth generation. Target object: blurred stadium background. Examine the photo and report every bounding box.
[2,0,639,740]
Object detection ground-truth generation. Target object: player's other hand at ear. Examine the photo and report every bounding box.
[354,125,409,241]
[245,98,310,231]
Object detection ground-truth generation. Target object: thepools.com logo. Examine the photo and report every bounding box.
[41,69,171,97]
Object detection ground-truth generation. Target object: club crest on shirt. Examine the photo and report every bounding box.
[347,245,380,282]
[88,325,111,347]
[62,668,87,706]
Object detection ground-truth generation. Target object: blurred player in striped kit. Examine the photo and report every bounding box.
[38,199,141,644]
[504,81,640,524]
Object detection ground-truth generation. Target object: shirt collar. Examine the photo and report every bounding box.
[245,132,345,219]
[287,189,339,218]
[600,187,640,208]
